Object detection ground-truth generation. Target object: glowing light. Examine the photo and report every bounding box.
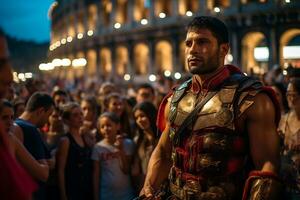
[244,73,248,76]
[67,36,73,42]
[39,63,55,71]
[72,58,87,68]
[284,62,289,69]
[49,45,54,51]
[55,41,61,47]
[52,58,62,67]
[141,19,148,25]
[214,7,221,13]
[149,74,156,82]
[18,73,25,81]
[159,12,166,18]
[283,46,300,59]
[254,47,269,61]
[61,58,71,67]
[186,11,193,17]
[13,72,19,83]
[225,54,233,64]
[124,74,131,81]
[283,70,288,75]
[285,0,290,3]
[174,72,181,80]
[87,30,94,36]
[114,23,121,29]
[61,38,66,44]
[25,73,33,79]
[164,70,171,77]
[77,33,83,39]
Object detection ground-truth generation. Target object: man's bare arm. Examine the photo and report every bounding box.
[246,93,280,172]
[141,101,173,197]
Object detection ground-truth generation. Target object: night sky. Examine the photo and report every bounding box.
[0,0,54,43]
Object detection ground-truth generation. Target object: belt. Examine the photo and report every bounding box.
[170,181,202,200]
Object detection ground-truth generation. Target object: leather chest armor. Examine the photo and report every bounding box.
[167,75,262,199]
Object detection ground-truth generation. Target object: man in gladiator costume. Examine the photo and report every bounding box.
[139,16,283,200]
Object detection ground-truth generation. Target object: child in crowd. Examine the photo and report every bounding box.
[92,112,135,200]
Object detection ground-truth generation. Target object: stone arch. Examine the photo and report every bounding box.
[178,0,198,15]
[77,11,85,34]
[116,46,128,76]
[280,29,300,67]
[134,0,150,21]
[100,48,112,76]
[75,51,85,78]
[88,4,98,31]
[134,43,149,75]
[101,0,112,26]
[68,15,76,37]
[87,49,97,76]
[155,40,173,73]
[155,0,171,17]
[116,0,128,24]
[241,32,268,74]
[207,0,230,10]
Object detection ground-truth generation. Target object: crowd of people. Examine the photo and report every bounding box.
[0,16,300,200]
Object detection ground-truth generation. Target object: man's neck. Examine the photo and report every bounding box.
[19,112,37,126]
[193,66,226,87]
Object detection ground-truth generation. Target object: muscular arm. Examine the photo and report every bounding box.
[141,101,173,197]
[245,93,280,173]
[12,134,49,182]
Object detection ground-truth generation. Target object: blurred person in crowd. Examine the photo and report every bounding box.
[92,112,135,200]
[0,30,44,200]
[56,102,92,200]
[131,102,160,192]
[104,92,134,139]
[140,16,282,199]
[279,78,300,199]
[80,96,101,147]
[271,82,289,115]
[97,82,117,112]
[52,89,70,107]
[135,83,155,105]
[13,98,25,119]
[14,92,55,200]
[5,85,15,101]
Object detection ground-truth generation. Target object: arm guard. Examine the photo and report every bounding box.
[242,171,284,200]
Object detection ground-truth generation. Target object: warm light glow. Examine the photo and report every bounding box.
[18,73,25,81]
[114,23,121,29]
[225,54,233,64]
[72,58,87,68]
[49,45,54,51]
[87,30,94,36]
[39,63,55,71]
[13,72,19,83]
[285,0,291,3]
[25,73,33,79]
[174,72,181,80]
[67,36,73,42]
[61,58,71,67]
[52,58,62,67]
[164,70,171,77]
[283,70,288,75]
[149,74,156,82]
[124,74,131,81]
[61,38,66,44]
[283,46,300,59]
[55,41,61,47]
[159,12,166,18]
[141,19,148,25]
[254,47,269,61]
[77,33,83,39]
[186,11,193,17]
[214,7,221,13]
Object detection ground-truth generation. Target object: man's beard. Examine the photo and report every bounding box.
[189,51,220,75]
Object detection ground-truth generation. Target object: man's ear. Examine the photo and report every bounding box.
[220,43,230,57]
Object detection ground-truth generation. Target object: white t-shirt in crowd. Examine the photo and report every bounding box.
[91,138,135,200]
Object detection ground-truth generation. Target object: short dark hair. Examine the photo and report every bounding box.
[99,112,120,124]
[52,89,68,98]
[187,16,229,44]
[137,83,155,94]
[25,92,55,112]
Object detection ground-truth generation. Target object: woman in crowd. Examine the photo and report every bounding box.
[104,92,134,139]
[92,112,135,200]
[271,82,289,115]
[279,78,300,199]
[80,96,101,147]
[131,101,160,191]
[56,102,92,200]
